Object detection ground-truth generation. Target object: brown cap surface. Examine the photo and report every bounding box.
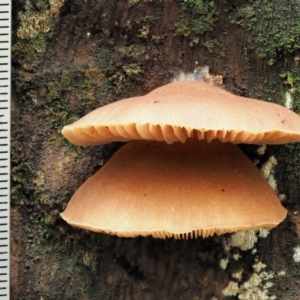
[61,139,286,239]
[62,81,300,146]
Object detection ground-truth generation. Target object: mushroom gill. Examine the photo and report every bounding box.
[62,80,300,146]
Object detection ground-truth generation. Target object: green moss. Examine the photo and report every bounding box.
[138,25,150,39]
[128,0,140,7]
[42,67,106,131]
[175,0,216,46]
[116,44,147,58]
[44,80,70,131]
[95,48,117,75]
[12,35,50,70]
[107,64,144,96]
[229,1,300,65]
[11,126,35,205]
[122,63,143,77]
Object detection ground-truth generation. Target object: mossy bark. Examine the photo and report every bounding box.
[12,0,300,299]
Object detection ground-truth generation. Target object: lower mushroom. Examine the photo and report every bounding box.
[61,139,286,239]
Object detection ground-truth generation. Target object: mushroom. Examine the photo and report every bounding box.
[62,80,300,146]
[61,75,300,238]
[61,139,286,239]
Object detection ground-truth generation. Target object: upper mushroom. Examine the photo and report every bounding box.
[62,80,300,146]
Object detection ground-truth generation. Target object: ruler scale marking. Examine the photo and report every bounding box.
[0,2,9,300]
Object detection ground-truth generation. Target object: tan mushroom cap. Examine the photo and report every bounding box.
[61,139,286,239]
[62,80,300,146]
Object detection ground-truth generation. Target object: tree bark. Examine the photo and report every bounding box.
[11,0,300,299]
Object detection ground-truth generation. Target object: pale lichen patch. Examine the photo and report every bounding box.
[222,281,239,297]
[293,246,300,262]
[260,156,278,192]
[257,144,267,155]
[228,229,269,253]
[232,253,241,260]
[253,261,266,272]
[278,193,287,203]
[224,266,276,299]
[285,91,293,109]
[242,273,262,289]
[49,0,64,16]
[277,270,286,276]
[230,230,258,251]
[219,258,229,270]
[17,11,51,39]
[232,269,243,281]
[251,248,257,254]
[258,229,270,238]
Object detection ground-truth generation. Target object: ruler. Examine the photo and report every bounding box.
[0,2,10,299]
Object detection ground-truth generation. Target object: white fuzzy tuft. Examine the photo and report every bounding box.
[173,66,223,85]
[173,71,197,82]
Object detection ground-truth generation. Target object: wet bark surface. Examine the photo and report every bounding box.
[11,0,300,299]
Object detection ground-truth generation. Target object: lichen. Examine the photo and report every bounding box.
[138,25,150,39]
[222,261,276,299]
[284,91,293,109]
[257,145,267,155]
[258,229,270,238]
[222,281,239,296]
[232,270,243,281]
[230,230,258,251]
[122,63,143,77]
[253,262,266,272]
[219,258,229,270]
[17,11,51,39]
[260,156,278,192]
[293,246,300,262]
[49,0,64,15]
[13,0,64,70]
